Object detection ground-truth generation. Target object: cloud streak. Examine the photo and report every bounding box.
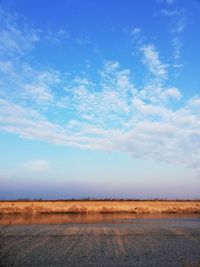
[20,160,50,172]
[0,8,39,57]
[161,6,186,70]
[141,44,168,80]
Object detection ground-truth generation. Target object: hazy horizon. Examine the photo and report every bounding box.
[0,0,200,200]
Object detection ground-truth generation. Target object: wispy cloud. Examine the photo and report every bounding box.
[157,0,176,5]
[76,36,91,45]
[141,44,168,80]
[20,160,50,172]
[0,8,39,57]
[161,7,186,70]
[165,0,176,4]
[44,29,70,44]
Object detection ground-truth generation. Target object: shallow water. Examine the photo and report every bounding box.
[1,214,200,267]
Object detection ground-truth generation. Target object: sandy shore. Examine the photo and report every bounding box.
[0,200,200,214]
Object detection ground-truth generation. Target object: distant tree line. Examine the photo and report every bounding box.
[0,197,199,202]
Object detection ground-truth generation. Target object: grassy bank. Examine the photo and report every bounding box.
[0,200,200,214]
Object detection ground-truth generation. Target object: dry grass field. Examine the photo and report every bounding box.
[0,200,200,214]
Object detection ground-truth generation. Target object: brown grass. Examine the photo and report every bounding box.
[0,200,200,214]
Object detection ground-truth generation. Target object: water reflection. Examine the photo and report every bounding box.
[0,213,199,225]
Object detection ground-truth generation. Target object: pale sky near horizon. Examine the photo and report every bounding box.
[0,0,200,199]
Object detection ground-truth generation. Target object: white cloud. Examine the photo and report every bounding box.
[162,8,186,33]
[141,44,168,80]
[172,37,182,61]
[0,8,39,57]
[0,7,200,175]
[161,7,186,71]
[161,87,182,100]
[0,59,59,106]
[76,36,90,45]
[156,0,176,4]
[187,96,200,108]
[24,84,54,103]
[0,56,200,173]
[166,0,176,4]
[45,29,70,44]
[57,29,69,37]
[20,160,50,172]
[131,27,141,35]
[0,71,200,173]
[0,9,62,107]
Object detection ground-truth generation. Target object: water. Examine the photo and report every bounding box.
[1,214,200,266]
[0,213,200,225]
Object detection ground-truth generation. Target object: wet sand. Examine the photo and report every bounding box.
[1,214,200,267]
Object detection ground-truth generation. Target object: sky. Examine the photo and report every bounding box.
[0,0,200,199]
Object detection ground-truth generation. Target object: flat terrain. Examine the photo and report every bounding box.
[1,200,200,214]
[0,214,200,267]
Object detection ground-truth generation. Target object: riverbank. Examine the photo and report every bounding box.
[0,200,200,214]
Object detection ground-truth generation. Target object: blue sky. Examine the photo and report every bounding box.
[0,0,200,199]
